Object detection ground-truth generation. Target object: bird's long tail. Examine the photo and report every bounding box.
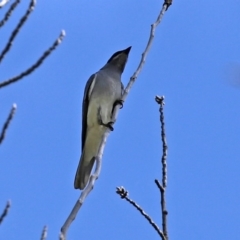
[74,127,104,190]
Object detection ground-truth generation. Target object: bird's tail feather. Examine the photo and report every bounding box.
[74,127,104,190]
[74,154,95,190]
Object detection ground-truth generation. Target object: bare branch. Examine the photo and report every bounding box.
[116,187,166,240]
[0,0,36,63]
[163,0,173,11]
[0,200,11,225]
[0,30,66,89]
[0,104,17,144]
[40,226,47,240]
[155,95,168,240]
[0,0,20,28]
[0,0,10,8]
[121,4,168,103]
[60,148,104,239]
[59,232,64,240]
[155,96,167,188]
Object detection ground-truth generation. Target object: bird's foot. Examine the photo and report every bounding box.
[97,106,114,131]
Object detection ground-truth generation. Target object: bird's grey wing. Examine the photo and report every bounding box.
[121,82,124,96]
[81,73,97,150]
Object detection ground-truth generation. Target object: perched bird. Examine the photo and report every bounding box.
[74,47,131,190]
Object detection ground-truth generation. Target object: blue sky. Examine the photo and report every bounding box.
[1,0,240,239]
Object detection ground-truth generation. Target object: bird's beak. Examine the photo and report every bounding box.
[123,46,132,54]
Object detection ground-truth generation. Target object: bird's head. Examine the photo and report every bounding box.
[106,46,131,73]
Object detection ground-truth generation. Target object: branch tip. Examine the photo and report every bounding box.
[40,225,48,240]
[61,29,66,36]
[116,186,128,199]
[0,105,17,144]
[0,0,10,8]
[163,0,173,10]
[155,95,165,105]
[0,200,11,224]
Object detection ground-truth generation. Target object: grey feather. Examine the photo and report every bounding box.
[81,74,96,150]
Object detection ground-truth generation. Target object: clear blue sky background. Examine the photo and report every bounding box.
[1,0,240,239]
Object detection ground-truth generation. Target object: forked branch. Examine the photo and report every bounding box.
[155,95,168,240]
[116,187,166,239]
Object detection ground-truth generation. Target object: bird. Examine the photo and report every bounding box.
[74,46,131,190]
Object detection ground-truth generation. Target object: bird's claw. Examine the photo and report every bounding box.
[101,121,114,131]
[97,107,114,131]
[113,99,124,109]
[105,122,114,131]
[98,118,114,131]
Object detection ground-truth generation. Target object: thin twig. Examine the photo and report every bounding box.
[0,0,20,28]
[155,95,168,239]
[155,96,167,188]
[0,104,17,144]
[121,4,168,102]
[0,200,11,224]
[0,0,36,63]
[0,30,66,88]
[0,0,10,8]
[40,226,47,240]
[116,187,166,240]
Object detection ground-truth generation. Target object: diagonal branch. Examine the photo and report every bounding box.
[0,0,20,28]
[116,187,166,240]
[40,226,47,240]
[0,30,66,89]
[0,200,11,224]
[60,153,103,239]
[155,95,168,240]
[0,104,17,144]
[0,0,36,64]
[0,0,10,8]
[121,3,168,103]
[60,1,172,238]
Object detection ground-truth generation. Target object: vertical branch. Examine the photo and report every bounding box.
[0,200,11,224]
[0,104,17,144]
[156,96,167,188]
[155,95,168,240]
